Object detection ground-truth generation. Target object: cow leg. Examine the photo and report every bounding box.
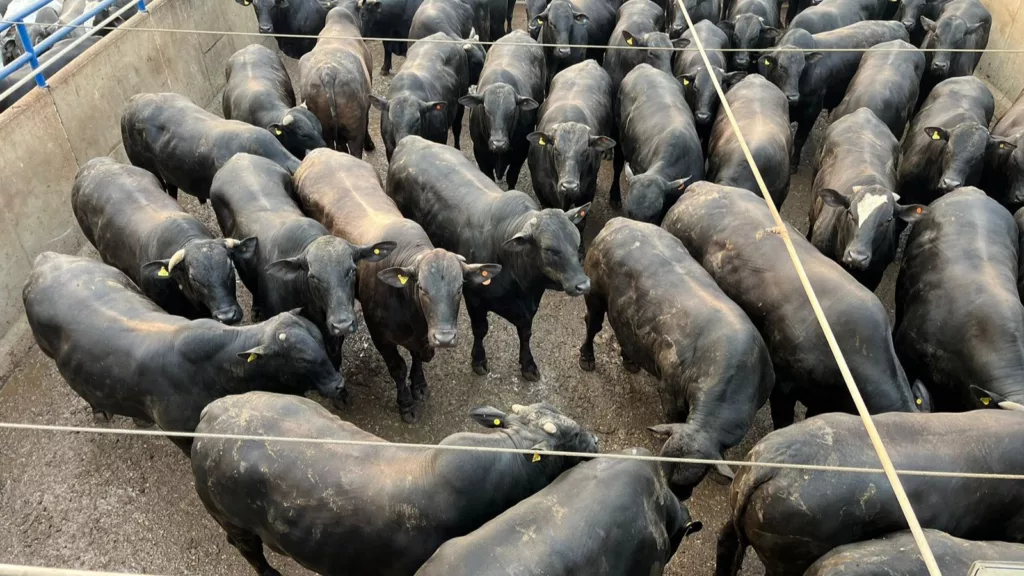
[468,299,490,375]
[610,143,624,209]
[225,526,282,576]
[371,335,416,422]
[363,126,376,151]
[621,351,641,373]
[506,149,528,190]
[515,315,540,382]
[769,383,796,429]
[790,101,821,173]
[91,407,112,422]
[166,183,178,200]
[579,293,605,371]
[452,106,465,150]
[132,417,154,428]
[382,42,394,75]
[474,145,498,182]
[409,352,430,401]
[715,521,747,576]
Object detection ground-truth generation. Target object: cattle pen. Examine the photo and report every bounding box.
[2,0,1024,574]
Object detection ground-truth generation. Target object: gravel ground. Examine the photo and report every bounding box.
[0,6,901,575]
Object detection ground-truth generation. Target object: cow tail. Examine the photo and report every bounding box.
[320,67,340,150]
[714,466,772,576]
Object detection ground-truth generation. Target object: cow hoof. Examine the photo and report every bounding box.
[622,359,641,373]
[609,199,622,210]
[521,366,541,382]
[789,161,800,175]
[92,409,112,423]
[400,409,419,424]
[132,418,154,428]
[413,385,430,401]
[579,356,596,372]
[331,393,351,410]
[472,361,488,375]
[380,68,391,76]
[364,138,376,152]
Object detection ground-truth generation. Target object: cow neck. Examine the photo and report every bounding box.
[497,210,546,291]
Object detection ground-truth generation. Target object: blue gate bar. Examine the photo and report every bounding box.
[13,22,45,87]
[0,0,55,34]
[33,0,117,53]
[136,0,147,13]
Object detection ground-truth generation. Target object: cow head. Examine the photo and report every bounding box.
[469,402,599,467]
[357,0,386,34]
[816,186,927,273]
[370,94,447,160]
[621,31,675,75]
[1,29,18,64]
[533,0,589,65]
[971,385,1024,411]
[648,422,732,500]
[525,0,548,38]
[527,122,615,207]
[925,123,1013,193]
[266,237,395,338]
[622,163,690,224]
[758,29,817,107]
[141,237,257,325]
[667,0,695,38]
[718,16,781,71]
[459,83,539,155]
[677,63,747,128]
[239,310,345,402]
[986,133,1024,207]
[270,106,328,159]
[378,249,501,348]
[500,207,591,296]
[897,0,931,30]
[237,0,288,34]
[921,15,985,77]
[463,33,486,85]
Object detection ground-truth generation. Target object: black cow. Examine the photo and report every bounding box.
[210,154,394,372]
[235,0,327,58]
[532,0,618,81]
[663,183,928,428]
[673,21,743,150]
[409,0,485,84]
[416,452,702,575]
[0,38,99,114]
[121,92,300,203]
[223,44,326,160]
[717,0,781,71]
[459,30,545,189]
[581,219,773,498]
[896,0,952,43]
[808,530,1024,576]
[483,0,509,43]
[192,394,599,576]
[71,157,254,325]
[298,3,377,157]
[358,0,425,75]
[612,64,703,223]
[784,0,818,25]
[669,0,721,37]
[895,188,1024,411]
[759,21,909,170]
[525,0,547,37]
[23,253,343,453]
[982,89,1024,209]
[370,31,469,161]
[707,74,793,207]
[807,108,926,290]
[528,60,615,239]
[830,39,925,138]
[788,0,894,34]
[604,0,672,99]
[896,76,1003,205]
[1017,207,1024,298]
[716,408,1024,576]
[919,0,990,102]
[388,136,589,382]
[294,149,499,421]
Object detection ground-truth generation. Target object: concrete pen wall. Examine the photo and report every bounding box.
[977,0,1024,113]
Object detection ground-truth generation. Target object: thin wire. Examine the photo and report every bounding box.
[672,0,942,574]
[0,18,1020,53]
[3,420,1024,480]
[0,564,160,576]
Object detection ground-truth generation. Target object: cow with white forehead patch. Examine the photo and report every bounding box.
[72,157,256,324]
[808,108,927,290]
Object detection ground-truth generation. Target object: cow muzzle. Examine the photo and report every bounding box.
[939,176,962,191]
[328,317,357,337]
[842,250,870,270]
[212,307,243,325]
[556,46,570,57]
[430,329,458,348]
[564,277,591,297]
[258,24,273,33]
[323,377,349,406]
[489,137,510,154]
[695,111,712,125]
[931,60,949,75]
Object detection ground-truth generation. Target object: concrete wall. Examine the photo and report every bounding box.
[0,0,271,339]
[977,0,1024,114]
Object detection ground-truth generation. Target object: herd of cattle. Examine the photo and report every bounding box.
[10,0,1024,572]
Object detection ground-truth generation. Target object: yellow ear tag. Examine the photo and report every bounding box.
[274,128,283,136]
[537,18,543,24]
[931,132,941,140]
[532,453,541,462]
[1000,143,1006,149]
[981,396,992,406]
[398,274,408,285]
[374,248,380,255]
[158,267,170,277]
[247,353,258,363]
[493,418,501,426]
[626,37,634,46]
[916,398,922,406]
[763,58,771,67]
[683,78,690,85]
[538,137,546,146]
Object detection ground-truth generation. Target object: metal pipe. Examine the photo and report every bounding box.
[13,21,44,87]
[34,0,116,52]
[136,0,147,13]
[0,0,54,33]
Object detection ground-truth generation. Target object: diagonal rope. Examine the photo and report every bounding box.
[671,0,942,574]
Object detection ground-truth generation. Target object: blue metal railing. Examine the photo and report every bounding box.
[0,0,148,88]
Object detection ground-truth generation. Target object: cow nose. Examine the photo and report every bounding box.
[669,25,684,38]
[258,24,272,33]
[329,318,357,337]
[695,111,712,124]
[568,278,591,296]
[557,46,570,56]
[843,250,870,268]
[932,61,949,73]
[213,307,243,325]
[734,56,749,68]
[940,177,961,191]
[902,18,916,28]
[559,180,579,194]
[431,329,457,348]
[786,93,800,105]
[489,138,509,153]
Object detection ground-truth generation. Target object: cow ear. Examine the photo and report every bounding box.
[369,94,389,112]
[141,260,176,282]
[265,256,308,282]
[377,266,416,288]
[924,126,948,142]
[503,231,534,251]
[677,73,696,87]
[458,93,484,107]
[421,100,447,114]
[970,385,1005,408]
[237,345,270,362]
[566,202,591,225]
[227,237,259,264]
[912,380,931,412]
[805,51,825,65]
[896,203,928,222]
[990,137,1018,153]
[269,123,285,137]
[530,12,546,29]
[527,131,552,147]
[356,241,397,262]
[966,20,984,34]
[469,406,508,427]
[516,95,540,110]
[716,20,734,35]
[589,135,616,151]
[573,11,589,24]
[672,37,690,48]
[526,440,555,462]
[920,15,936,31]
[463,262,502,286]
[762,26,781,41]
[669,176,691,192]
[622,30,639,46]
[817,188,850,208]
[722,70,748,91]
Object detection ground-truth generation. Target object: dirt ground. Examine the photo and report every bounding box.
[0,6,902,575]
